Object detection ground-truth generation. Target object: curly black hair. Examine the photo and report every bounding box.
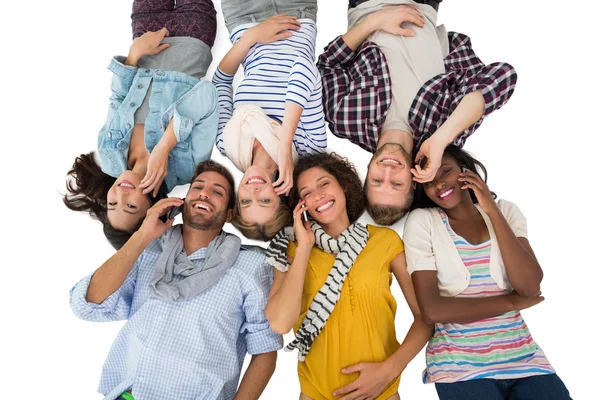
[289,153,365,223]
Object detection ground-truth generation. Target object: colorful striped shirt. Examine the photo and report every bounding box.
[213,19,327,157]
[423,209,555,384]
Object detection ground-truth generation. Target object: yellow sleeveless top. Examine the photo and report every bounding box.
[286,225,405,399]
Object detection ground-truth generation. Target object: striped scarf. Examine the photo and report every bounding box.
[265,221,369,361]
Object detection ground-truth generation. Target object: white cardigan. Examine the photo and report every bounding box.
[404,199,527,297]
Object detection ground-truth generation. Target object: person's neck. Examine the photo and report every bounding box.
[444,199,481,223]
[322,215,352,240]
[130,160,148,179]
[251,143,278,174]
[377,129,413,153]
[182,224,223,256]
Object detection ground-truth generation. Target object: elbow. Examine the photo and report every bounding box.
[512,283,541,299]
[420,305,441,325]
[265,306,294,335]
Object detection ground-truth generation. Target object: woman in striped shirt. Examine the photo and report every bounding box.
[213,1,327,240]
[404,145,571,399]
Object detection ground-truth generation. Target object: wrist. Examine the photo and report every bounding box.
[238,32,257,49]
[381,357,404,381]
[363,12,381,35]
[132,228,156,248]
[125,49,141,66]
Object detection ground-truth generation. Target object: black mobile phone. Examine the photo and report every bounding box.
[166,201,184,221]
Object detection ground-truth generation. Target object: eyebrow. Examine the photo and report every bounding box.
[193,179,227,192]
[299,176,327,194]
[107,208,138,215]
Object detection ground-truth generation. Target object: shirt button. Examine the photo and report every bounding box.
[138,84,143,89]
[350,296,354,300]
[145,69,150,73]
[349,286,353,290]
[125,123,131,130]
[107,132,112,138]
[130,102,135,107]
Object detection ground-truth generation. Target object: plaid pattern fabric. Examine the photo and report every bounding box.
[318,36,391,153]
[70,235,282,400]
[318,32,518,155]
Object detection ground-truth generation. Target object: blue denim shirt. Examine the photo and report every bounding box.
[98,56,218,192]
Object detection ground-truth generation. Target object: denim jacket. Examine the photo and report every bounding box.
[98,56,218,192]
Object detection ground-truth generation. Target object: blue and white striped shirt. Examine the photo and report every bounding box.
[70,234,282,400]
[213,19,327,157]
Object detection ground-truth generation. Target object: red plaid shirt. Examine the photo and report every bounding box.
[317,32,518,154]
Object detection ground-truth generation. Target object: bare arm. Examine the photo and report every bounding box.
[412,270,543,324]
[86,198,183,304]
[384,253,433,374]
[487,208,543,296]
[264,202,315,334]
[264,249,311,334]
[234,352,277,400]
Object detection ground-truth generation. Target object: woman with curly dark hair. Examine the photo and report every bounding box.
[263,152,432,399]
[64,0,219,249]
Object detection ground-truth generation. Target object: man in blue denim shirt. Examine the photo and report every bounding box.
[70,161,282,400]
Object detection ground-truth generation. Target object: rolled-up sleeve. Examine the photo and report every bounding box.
[240,260,283,355]
[108,56,138,105]
[404,209,438,275]
[69,264,138,322]
[212,68,235,156]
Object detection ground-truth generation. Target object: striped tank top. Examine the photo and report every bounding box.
[213,20,327,157]
[423,209,555,383]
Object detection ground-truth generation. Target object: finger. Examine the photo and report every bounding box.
[293,200,306,215]
[390,27,415,37]
[272,32,294,41]
[460,183,480,193]
[333,382,359,396]
[338,390,363,400]
[160,27,169,38]
[341,363,363,374]
[404,12,426,27]
[151,198,184,214]
[141,170,158,191]
[154,43,171,53]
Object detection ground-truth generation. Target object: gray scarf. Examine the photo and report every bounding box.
[150,225,241,302]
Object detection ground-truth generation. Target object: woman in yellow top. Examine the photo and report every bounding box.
[265,153,432,400]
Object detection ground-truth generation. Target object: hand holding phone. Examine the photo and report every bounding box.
[301,205,308,222]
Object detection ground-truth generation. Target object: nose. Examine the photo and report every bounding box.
[196,188,210,200]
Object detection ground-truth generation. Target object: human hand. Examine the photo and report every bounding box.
[411,136,447,183]
[140,142,169,197]
[509,290,544,311]
[370,5,425,37]
[138,198,184,242]
[243,14,301,46]
[333,362,397,400]
[293,201,315,251]
[457,169,498,214]
[273,144,294,196]
[128,28,171,63]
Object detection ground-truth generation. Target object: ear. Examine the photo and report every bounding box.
[226,208,233,223]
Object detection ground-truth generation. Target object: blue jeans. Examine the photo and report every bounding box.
[435,374,572,400]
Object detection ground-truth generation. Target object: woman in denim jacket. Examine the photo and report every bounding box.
[65,0,219,249]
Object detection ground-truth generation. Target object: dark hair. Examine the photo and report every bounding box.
[63,152,136,250]
[194,160,236,210]
[289,153,365,223]
[412,145,496,209]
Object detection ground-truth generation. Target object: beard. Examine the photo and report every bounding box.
[183,203,228,231]
[369,142,412,167]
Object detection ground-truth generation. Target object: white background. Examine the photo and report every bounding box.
[2,0,598,398]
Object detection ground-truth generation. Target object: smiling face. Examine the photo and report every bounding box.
[422,154,472,210]
[106,170,151,232]
[237,166,280,225]
[297,167,349,227]
[183,171,233,231]
[365,143,414,210]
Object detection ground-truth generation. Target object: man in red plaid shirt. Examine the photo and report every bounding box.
[318,0,517,225]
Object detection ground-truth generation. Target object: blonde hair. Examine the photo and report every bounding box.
[232,200,292,241]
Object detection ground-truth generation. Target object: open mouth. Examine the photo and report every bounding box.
[316,200,334,213]
[193,202,212,212]
[118,180,135,189]
[379,158,401,166]
[438,187,455,201]
[246,176,267,185]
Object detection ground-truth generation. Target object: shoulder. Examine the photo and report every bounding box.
[235,244,268,272]
[366,224,404,251]
[404,208,434,228]
[496,199,522,215]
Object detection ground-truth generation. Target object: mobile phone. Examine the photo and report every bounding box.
[301,205,308,222]
[159,198,184,223]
